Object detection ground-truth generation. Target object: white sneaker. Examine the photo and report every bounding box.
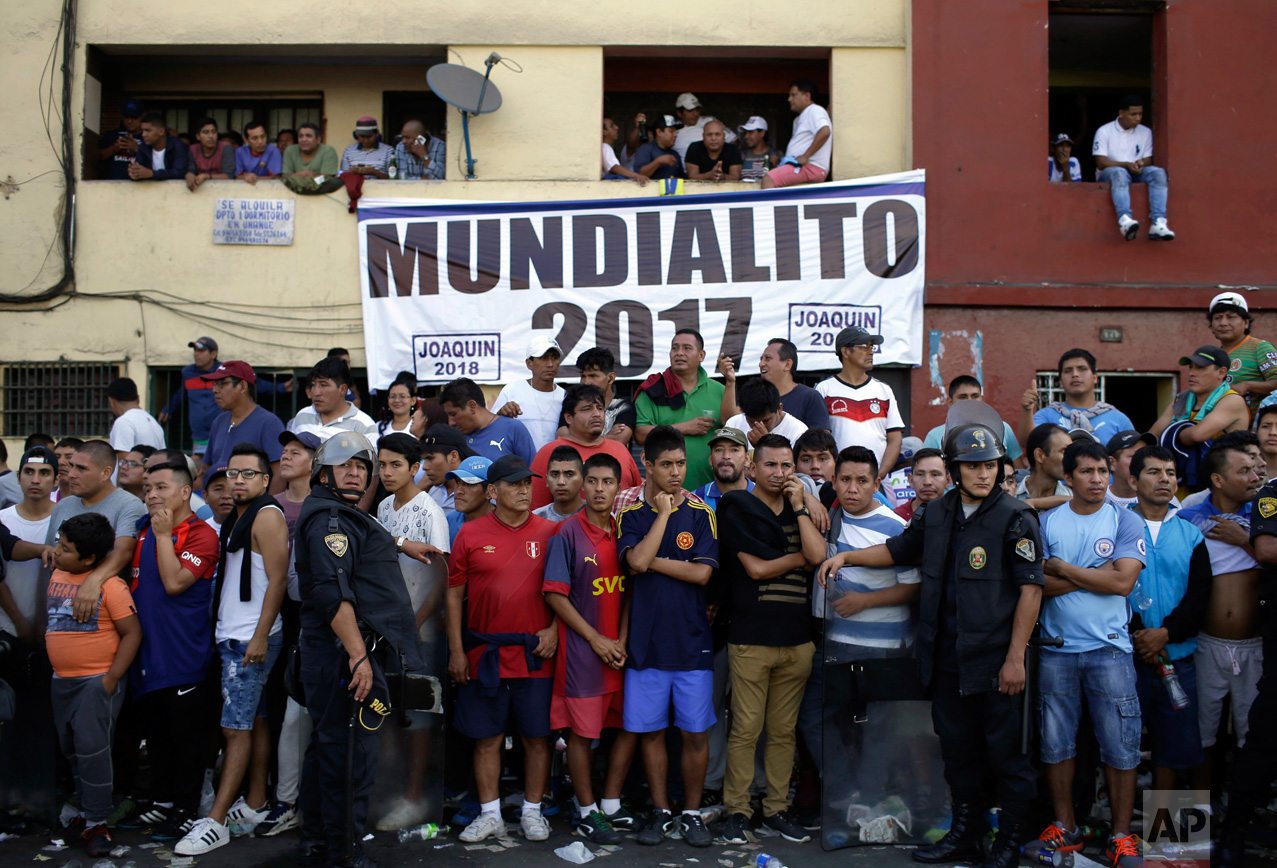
[520,811,550,842]
[376,798,428,831]
[459,811,507,842]
[225,796,270,835]
[175,817,230,855]
[1149,217,1175,240]
[1118,214,1140,241]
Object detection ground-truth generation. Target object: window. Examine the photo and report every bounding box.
[1034,370,1174,432]
[0,362,122,439]
[1048,5,1160,181]
[146,98,324,142]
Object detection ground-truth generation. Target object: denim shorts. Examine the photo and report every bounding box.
[219,635,283,730]
[1038,647,1141,770]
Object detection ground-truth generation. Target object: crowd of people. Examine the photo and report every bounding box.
[1,289,1275,868]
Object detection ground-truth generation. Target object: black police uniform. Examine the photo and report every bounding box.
[295,484,424,858]
[884,485,1043,831]
[1220,479,1277,860]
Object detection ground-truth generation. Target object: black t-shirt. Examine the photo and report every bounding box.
[100,129,143,180]
[684,141,744,176]
[717,490,812,647]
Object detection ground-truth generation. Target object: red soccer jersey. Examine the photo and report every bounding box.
[529,438,643,510]
[449,512,558,679]
[542,511,625,697]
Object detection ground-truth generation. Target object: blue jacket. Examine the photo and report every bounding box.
[1128,508,1212,661]
[134,137,189,181]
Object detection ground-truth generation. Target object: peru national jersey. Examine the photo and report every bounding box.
[448,512,558,679]
[814,375,904,465]
[543,512,625,697]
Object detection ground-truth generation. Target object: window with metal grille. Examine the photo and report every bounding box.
[1034,370,1175,432]
[0,362,122,439]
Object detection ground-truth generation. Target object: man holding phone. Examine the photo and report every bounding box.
[393,120,445,180]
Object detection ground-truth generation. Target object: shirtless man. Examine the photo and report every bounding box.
[1175,443,1264,790]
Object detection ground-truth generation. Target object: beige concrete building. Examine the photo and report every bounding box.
[0,0,909,448]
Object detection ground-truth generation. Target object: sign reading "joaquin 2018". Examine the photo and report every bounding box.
[356,171,925,388]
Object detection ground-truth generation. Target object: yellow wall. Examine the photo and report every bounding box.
[0,0,909,445]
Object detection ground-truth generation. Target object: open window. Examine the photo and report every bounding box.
[1048,3,1162,182]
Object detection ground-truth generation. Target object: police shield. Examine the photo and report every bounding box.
[942,400,1006,456]
[815,587,947,849]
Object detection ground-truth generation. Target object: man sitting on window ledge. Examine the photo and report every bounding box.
[235,121,282,185]
[1048,133,1081,183]
[128,112,189,182]
[1093,94,1174,242]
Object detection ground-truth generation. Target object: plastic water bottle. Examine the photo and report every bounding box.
[1156,654,1191,710]
[1022,850,1073,866]
[397,823,442,843]
[1131,580,1154,611]
[757,854,786,868]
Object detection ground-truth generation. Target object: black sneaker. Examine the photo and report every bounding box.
[117,802,168,830]
[699,789,723,808]
[298,839,329,868]
[605,804,636,830]
[576,810,622,845]
[637,809,675,846]
[679,813,713,848]
[720,813,750,845]
[328,847,383,868]
[762,811,811,843]
[82,824,114,857]
[151,809,195,841]
[63,815,87,841]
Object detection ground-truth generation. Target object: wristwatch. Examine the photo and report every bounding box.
[395,535,407,552]
[795,507,812,520]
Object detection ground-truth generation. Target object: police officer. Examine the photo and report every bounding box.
[817,408,1043,868]
[1217,476,1277,866]
[294,432,424,868]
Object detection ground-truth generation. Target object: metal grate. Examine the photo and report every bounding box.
[0,362,122,439]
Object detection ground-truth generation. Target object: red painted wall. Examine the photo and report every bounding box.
[909,0,1277,436]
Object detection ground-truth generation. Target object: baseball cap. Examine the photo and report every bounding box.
[203,464,229,489]
[19,446,58,470]
[488,454,540,484]
[189,336,218,352]
[420,424,477,459]
[122,99,146,117]
[200,360,257,385]
[1069,429,1101,444]
[1209,290,1250,316]
[526,336,562,359]
[1105,429,1157,456]
[1179,345,1231,368]
[279,430,322,451]
[447,456,493,485]
[834,326,885,353]
[675,93,702,111]
[1050,133,1075,146]
[648,114,683,131]
[354,117,379,134]
[707,427,749,449]
[739,116,769,132]
[899,436,925,462]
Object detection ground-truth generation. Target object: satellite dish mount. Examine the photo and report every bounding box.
[428,54,506,180]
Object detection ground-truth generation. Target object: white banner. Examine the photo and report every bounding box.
[357,171,925,389]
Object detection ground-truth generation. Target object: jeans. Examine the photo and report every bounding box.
[1038,648,1141,770]
[1099,165,1168,221]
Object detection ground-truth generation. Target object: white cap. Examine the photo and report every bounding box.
[675,92,701,111]
[740,116,768,132]
[1209,290,1249,314]
[526,336,562,359]
[899,436,924,461]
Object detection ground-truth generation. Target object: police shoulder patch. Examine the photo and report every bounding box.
[325,533,349,557]
[1015,538,1035,561]
[1259,497,1277,520]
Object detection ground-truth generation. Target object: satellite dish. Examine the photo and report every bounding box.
[428,55,506,179]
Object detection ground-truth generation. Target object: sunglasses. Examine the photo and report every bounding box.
[225,468,264,479]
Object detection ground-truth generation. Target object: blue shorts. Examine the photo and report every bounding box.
[1135,656,1204,770]
[453,677,553,740]
[218,636,283,730]
[622,668,715,734]
[1038,648,1141,770]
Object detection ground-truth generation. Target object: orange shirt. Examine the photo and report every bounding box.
[46,569,137,678]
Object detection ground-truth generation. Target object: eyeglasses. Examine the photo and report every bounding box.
[225,468,264,479]
[119,460,142,469]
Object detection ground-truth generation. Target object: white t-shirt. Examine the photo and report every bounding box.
[0,505,53,635]
[785,104,833,171]
[493,379,567,454]
[111,407,167,452]
[814,375,904,465]
[153,146,167,171]
[1091,118,1154,178]
[217,545,284,642]
[673,116,737,163]
[602,142,620,176]
[725,412,809,448]
[377,491,450,611]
